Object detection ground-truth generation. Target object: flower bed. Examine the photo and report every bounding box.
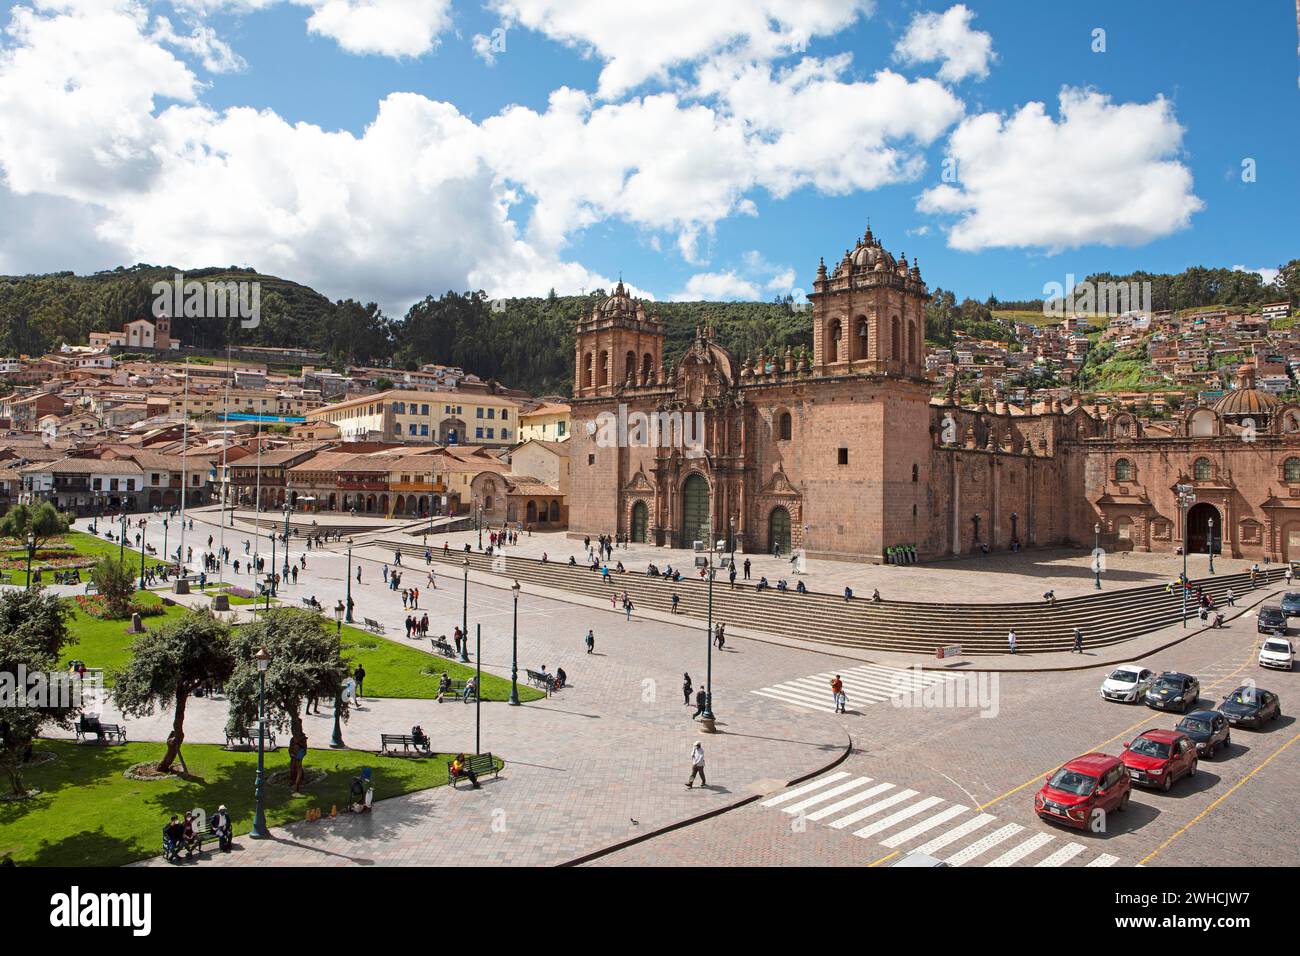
[221,586,255,599]
[73,594,166,620]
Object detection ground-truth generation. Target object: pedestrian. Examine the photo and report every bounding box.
[831,674,845,713]
[743,558,751,580]
[691,688,707,719]
[682,672,693,705]
[624,596,634,621]
[353,664,366,700]
[729,564,736,588]
[685,741,707,788]
[1287,567,1293,587]
[1007,628,1017,655]
[585,629,595,654]
[356,565,362,584]
[1072,628,1083,653]
[1226,588,1236,607]
[671,592,680,614]
[383,564,389,583]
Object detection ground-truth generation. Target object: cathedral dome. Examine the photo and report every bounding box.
[1211,364,1276,419]
[850,241,894,272]
[600,280,633,314]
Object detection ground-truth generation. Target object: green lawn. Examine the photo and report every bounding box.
[1,531,132,585]
[0,739,475,867]
[338,623,544,702]
[59,591,189,682]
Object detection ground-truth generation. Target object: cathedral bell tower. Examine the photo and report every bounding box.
[573,280,665,397]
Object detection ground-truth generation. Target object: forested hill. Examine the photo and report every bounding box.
[2,257,1296,396]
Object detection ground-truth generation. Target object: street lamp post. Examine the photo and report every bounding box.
[138,517,148,590]
[476,500,483,550]
[162,518,169,576]
[701,531,717,724]
[119,512,127,563]
[1208,516,1216,574]
[1093,523,1102,590]
[509,581,521,705]
[251,646,271,839]
[331,604,346,748]
[25,531,35,592]
[345,537,354,623]
[267,529,276,611]
[461,557,471,663]
[1175,483,1196,627]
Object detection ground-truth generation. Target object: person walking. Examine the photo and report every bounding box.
[1226,588,1236,607]
[1287,566,1293,587]
[729,564,737,588]
[830,674,845,713]
[585,629,595,654]
[743,558,751,581]
[1007,628,1017,655]
[624,595,634,621]
[1072,628,1084,654]
[685,741,707,788]
[691,687,708,720]
[353,664,366,701]
[682,673,693,706]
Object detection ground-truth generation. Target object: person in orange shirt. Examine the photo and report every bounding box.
[830,675,845,713]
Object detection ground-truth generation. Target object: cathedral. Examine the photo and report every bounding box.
[568,226,1300,563]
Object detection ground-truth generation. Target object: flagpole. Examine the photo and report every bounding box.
[218,344,232,587]
[177,356,190,575]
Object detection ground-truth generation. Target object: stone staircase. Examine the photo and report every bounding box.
[379,540,1286,655]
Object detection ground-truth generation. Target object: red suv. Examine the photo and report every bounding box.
[1121,729,1197,792]
[1035,753,1131,831]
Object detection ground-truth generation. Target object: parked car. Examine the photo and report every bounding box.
[1220,686,1282,728]
[1258,637,1295,671]
[1121,729,1198,791]
[1281,592,1300,617]
[1035,752,1131,831]
[1144,672,1200,713]
[1258,606,1288,635]
[1100,664,1156,703]
[1175,710,1231,758]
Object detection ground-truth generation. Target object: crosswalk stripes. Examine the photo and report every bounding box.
[752,663,962,714]
[759,771,1124,867]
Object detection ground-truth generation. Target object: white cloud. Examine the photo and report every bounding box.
[471,31,498,65]
[490,0,874,99]
[1233,264,1280,285]
[893,4,995,84]
[299,0,453,58]
[151,16,247,73]
[670,270,761,301]
[917,88,1203,252]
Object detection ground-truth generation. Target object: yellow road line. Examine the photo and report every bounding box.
[1139,730,1300,866]
[978,643,1261,813]
[867,850,899,867]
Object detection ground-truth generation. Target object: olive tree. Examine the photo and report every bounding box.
[111,609,235,774]
[226,608,349,791]
[0,501,72,554]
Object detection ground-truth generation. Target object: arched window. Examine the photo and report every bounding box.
[907,320,917,365]
[778,411,792,441]
[854,316,869,360]
[1286,458,1300,482]
[828,319,842,363]
[1193,458,1212,481]
[598,351,609,386]
[1115,458,1133,481]
[625,351,636,382]
[642,353,653,382]
[583,352,594,388]
[891,316,901,361]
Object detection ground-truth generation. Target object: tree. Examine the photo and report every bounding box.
[0,501,72,553]
[0,590,76,795]
[111,610,235,774]
[225,609,349,791]
[90,556,136,620]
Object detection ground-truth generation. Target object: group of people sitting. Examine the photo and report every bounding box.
[536,664,567,690]
[646,563,684,582]
[162,807,232,862]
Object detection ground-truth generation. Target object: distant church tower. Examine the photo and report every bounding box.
[809,225,929,379]
[573,281,665,397]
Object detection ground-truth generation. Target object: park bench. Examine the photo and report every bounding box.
[53,569,82,585]
[379,732,433,756]
[363,617,386,635]
[225,725,278,750]
[430,636,456,657]
[301,597,323,610]
[433,677,477,701]
[447,752,498,788]
[525,669,557,693]
[74,717,126,743]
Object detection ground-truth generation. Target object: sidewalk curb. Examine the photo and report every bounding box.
[556,729,854,867]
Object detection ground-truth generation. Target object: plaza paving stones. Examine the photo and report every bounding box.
[752,663,961,713]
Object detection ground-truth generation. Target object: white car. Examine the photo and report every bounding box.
[1258,637,1295,671]
[1100,664,1155,702]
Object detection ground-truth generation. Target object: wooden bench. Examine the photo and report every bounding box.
[363,617,386,634]
[525,669,557,692]
[434,678,476,701]
[53,569,83,585]
[301,598,323,610]
[74,719,126,743]
[447,752,498,788]
[380,732,432,756]
[430,637,456,658]
[225,726,278,750]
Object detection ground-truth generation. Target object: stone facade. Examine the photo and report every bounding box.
[568,227,1300,562]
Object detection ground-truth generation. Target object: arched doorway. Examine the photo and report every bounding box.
[1282,521,1300,563]
[526,500,537,523]
[769,506,792,554]
[631,500,648,543]
[681,474,710,546]
[1187,502,1221,555]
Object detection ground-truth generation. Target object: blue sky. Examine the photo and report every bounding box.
[0,0,1296,313]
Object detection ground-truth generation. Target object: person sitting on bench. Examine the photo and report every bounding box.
[555,666,567,689]
[436,672,452,702]
[211,805,233,852]
[450,753,480,789]
[163,815,185,862]
[462,676,477,703]
[181,812,200,859]
[410,725,429,749]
